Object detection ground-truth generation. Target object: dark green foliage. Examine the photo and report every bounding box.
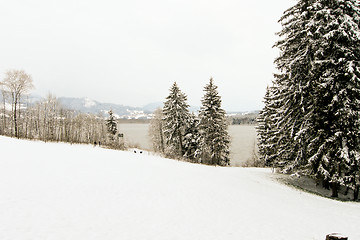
[162,82,190,158]
[106,110,118,141]
[183,113,201,162]
[156,79,230,166]
[258,0,360,200]
[198,78,230,166]
[257,86,280,167]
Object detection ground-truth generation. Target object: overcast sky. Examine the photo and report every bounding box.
[0,0,295,112]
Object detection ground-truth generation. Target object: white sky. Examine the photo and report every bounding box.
[0,0,295,112]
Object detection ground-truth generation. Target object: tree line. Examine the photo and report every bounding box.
[257,0,360,200]
[149,78,230,166]
[229,113,258,125]
[0,69,124,149]
[1,70,230,165]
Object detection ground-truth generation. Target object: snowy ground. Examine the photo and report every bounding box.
[0,136,359,240]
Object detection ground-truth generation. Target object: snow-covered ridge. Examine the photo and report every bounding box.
[83,97,96,108]
[0,94,254,119]
[0,136,359,240]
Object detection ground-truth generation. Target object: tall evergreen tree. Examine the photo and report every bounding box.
[198,78,230,166]
[305,0,360,198]
[106,109,118,142]
[263,0,360,199]
[257,86,281,168]
[271,0,318,172]
[162,82,190,158]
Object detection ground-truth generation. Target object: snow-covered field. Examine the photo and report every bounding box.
[0,136,359,240]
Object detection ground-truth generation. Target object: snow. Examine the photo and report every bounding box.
[83,97,96,108]
[125,109,147,119]
[0,136,359,240]
[4,102,12,111]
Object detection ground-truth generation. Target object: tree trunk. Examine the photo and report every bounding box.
[2,93,6,135]
[322,178,330,190]
[18,96,21,138]
[14,97,18,138]
[178,128,183,157]
[331,182,339,198]
[159,122,165,153]
[354,185,359,201]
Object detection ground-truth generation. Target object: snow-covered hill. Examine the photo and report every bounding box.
[58,97,147,118]
[57,97,200,118]
[0,136,359,240]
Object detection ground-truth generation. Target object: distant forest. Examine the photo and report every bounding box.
[228,112,259,125]
[118,113,259,125]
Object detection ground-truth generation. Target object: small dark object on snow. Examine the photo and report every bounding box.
[326,233,348,240]
[134,150,137,153]
[140,151,143,154]
[94,141,97,146]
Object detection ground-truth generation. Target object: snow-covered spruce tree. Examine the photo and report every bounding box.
[106,109,118,142]
[198,78,230,166]
[183,113,201,162]
[305,0,360,198]
[271,0,360,198]
[272,0,319,173]
[257,86,281,168]
[162,82,190,158]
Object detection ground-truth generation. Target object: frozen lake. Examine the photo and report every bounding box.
[119,123,257,167]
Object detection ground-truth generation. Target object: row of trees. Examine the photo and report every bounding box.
[257,0,360,200]
[0,70,124,148]
[149,78,230,166]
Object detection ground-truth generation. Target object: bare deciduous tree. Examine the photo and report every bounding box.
[0,85,9,135]
[149,108,165,153]
[1,70,34,138]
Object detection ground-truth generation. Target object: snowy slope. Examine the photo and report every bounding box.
[0,136,359,240]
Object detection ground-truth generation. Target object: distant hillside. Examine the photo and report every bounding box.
[57,97,144,118]
[142,102,163,113]
[56,97,200,119]
[0,93,257,120]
